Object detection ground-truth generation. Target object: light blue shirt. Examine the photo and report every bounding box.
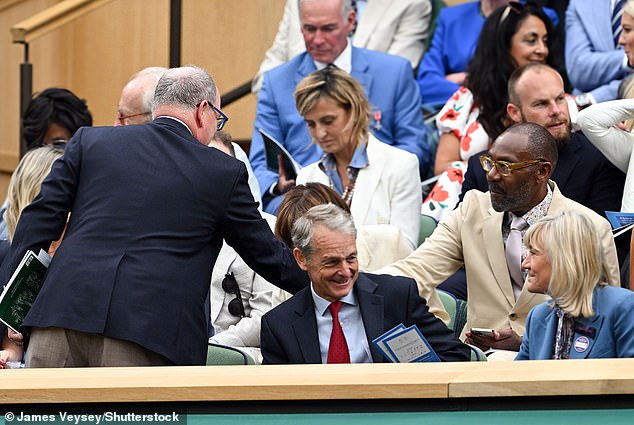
[310,284,372,363]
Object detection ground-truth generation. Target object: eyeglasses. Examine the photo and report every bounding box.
[197,100,229,131]
[116,111,151,126]
[499,1,524,24]
[222,272,245,317]
[479,154,544,176]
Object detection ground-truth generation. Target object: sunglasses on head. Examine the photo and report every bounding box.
[222,272,245,317]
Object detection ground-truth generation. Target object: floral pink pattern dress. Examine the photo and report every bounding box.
[421,86,490,222]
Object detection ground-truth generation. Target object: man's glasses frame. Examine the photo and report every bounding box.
[222,272,245,317]
[479,154,544,177]
[197,100,229,131]
[116,111,151,125]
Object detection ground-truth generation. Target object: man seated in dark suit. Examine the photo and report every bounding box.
[0,66,309,368]
[260,203,470,364]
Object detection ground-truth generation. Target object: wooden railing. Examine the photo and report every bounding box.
[9,0,113,156]
[10,0,113,44]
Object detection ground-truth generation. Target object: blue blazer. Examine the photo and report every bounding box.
[517,286,634,360]
[250,47,430,213]
[260,273,470,364]
[565,0,631,102]
[416,2,483,106]
[460,131,625,218]
[0,118,309,366]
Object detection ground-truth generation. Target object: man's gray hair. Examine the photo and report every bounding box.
[131,66,168,114]
[152,66,216,112]
[291,203,356,258]
[298,0,353,22]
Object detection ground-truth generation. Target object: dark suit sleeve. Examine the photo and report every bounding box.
[584,157,625,218]
[458,150,488,205]
[405,279,470,362]
[260,312,290,364]
[0,130,82,287]
[221,163,309,295]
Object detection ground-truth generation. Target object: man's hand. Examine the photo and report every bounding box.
[465,328,522,351]
[275,154,295,195]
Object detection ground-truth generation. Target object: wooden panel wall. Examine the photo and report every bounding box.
[0,0,286,198]
[181,0,286,141]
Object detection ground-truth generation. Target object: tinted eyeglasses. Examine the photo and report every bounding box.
[479,154,544,176]
[222,272,245,317]
[197,100,229,131]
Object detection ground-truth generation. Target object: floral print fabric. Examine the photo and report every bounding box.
[421,87,490,222]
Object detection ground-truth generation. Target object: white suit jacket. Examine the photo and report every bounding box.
[379,182,620,338]
[296,135,422,250]
[253,0,431,91]
[209,213,278,363]
[577,98,634,212]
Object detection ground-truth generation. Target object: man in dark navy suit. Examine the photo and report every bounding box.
[260,204,470,364]
[0,66,308,367]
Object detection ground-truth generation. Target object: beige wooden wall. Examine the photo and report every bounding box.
[0,0,286,198]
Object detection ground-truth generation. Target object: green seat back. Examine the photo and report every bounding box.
[206,343,255,365]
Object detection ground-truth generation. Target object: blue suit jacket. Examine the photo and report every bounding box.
[416,2,483,106]
[260,273,470,364]
[517,286,634,359]
[0,118,309,366]
[250,47,430,213]
[460,131,625,218]
[565,0,631,102]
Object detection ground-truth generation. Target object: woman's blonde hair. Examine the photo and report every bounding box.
[625,0,634,19]
[4,145,64,241]
[523,211,608,318]
[294,66,371,148]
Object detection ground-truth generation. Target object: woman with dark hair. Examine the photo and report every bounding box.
[422,2,560,221]
[22,87,92,151]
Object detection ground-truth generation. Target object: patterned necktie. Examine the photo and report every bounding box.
[613,0,625,46]
[327,301,350,363]
[505,214,528,300]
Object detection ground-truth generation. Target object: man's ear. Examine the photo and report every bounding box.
[507,103,522,123]
[536,161,553,182]
[293,247,309,271]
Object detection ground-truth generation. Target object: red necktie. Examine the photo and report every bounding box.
[327,301,350,363]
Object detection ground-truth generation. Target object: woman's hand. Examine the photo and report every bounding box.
[275,154,296,195]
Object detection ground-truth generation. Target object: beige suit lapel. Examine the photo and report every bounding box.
[353,0,390,47]
[483,206,516,308]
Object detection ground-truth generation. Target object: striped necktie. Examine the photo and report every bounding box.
[613,0,625,46]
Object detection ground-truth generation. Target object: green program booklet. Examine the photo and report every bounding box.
[0,249,51,332]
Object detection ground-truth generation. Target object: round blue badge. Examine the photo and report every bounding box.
[573,336,590,353]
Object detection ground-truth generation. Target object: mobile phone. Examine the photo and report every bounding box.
[470,327,495,337]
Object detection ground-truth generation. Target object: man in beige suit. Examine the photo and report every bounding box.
[380,122,619,353]
[252,0,431,91]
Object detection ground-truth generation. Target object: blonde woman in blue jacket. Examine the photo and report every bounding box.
[517,211,634,360]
